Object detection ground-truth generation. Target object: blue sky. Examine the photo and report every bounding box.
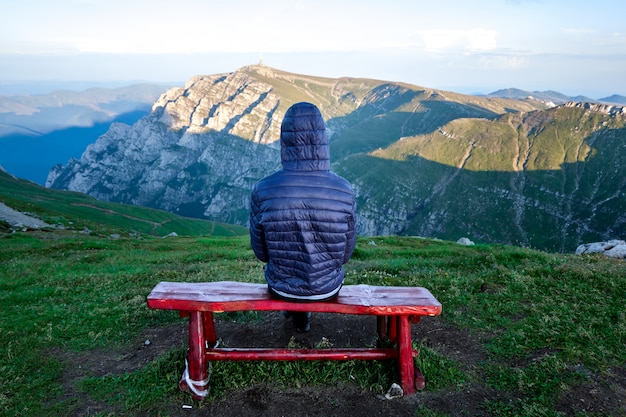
[1,0,625,97]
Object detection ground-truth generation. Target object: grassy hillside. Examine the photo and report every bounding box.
[337,104,626,252]
[0,229,623,416]
[0,170,246,237]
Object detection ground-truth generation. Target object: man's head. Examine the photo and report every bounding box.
[280,102,330,171]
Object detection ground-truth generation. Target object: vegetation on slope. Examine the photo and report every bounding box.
[0,170,246,237]
[337,105,626,252]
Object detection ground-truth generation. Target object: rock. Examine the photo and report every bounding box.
[457,237,474,246]
[605,244,626,259]
[46,68,282,227]
[565,101,626,116]
[384,383,403,400]
[0,202,51,229]
[575,240,626,259]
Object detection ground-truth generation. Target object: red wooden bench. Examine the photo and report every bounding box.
[147,281,442,401]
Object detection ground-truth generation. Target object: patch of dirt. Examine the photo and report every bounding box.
[53,313,625,417]
[556,366,626,416]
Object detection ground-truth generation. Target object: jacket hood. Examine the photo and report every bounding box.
[280,102,330,171]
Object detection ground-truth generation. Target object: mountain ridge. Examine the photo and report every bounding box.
[486,87,626,107]
[45,65,626,252]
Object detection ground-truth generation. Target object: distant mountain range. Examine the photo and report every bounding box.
[486,88,626,106]
[41,65,626,252]
[0,83,172,184]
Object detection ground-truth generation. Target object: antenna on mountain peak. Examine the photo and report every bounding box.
[259,50,264,66]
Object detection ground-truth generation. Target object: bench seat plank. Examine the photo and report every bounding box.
[147,281,442,316]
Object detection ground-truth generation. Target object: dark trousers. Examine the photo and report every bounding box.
[267,286,341,303]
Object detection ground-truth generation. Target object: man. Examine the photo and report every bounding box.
[249,102,357,332]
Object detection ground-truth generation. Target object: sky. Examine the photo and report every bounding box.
[1,0,625,97]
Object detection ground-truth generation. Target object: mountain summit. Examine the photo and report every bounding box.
[47,66,626,252]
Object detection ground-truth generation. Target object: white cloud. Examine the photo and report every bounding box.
[420,29,497,53]
[467,29,498,51]
[473,53,527,70]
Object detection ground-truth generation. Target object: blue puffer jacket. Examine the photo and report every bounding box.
[250,102,356,300]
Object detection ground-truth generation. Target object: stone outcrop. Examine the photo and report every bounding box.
[457,237,475,246]
[0,201,51,229]
[152,72,281,143]
[575,240,626,259]
[564,101,626,116]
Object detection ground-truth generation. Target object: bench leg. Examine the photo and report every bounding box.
[203,312,216,348]
[377,316,386,343]
[414,364,426,391]
[179,311,210,400]
[388,316,397,343]
[397,315,416,395]
[377,316,398,345]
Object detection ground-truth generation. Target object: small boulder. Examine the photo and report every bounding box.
[457,237,474,246]
[575,240,626,259]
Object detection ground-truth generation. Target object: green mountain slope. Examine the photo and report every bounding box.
[0,170,246,237]
[337,104,626,252]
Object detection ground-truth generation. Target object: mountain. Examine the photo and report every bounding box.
[598,94,626,105]
[487,88,599,106]
[490,90,626,107]
[46,65,626,252]
[336,101,626,252]
[0,83,171,135]
[0,83,172,184]
[0,168,245,237]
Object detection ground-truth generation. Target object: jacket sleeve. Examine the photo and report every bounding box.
[343,195,357,264]
[249,191,268,263]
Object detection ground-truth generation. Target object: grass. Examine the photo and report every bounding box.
[0,170,247,238]
[0,230,624,416]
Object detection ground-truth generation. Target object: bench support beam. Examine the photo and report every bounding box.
[205,347,401,361]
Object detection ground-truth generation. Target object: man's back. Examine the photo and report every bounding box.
[250,102,356,301]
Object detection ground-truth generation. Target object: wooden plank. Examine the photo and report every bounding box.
[204,347,398,361]
[147,281,442,316]
[397,315,416,394]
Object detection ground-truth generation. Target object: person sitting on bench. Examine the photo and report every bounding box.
[249,102,357,332]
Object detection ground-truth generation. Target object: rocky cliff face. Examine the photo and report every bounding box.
[564,101,626,116]
[152,71,281,142]
[47,66,626,252]
[47,69,284,222]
